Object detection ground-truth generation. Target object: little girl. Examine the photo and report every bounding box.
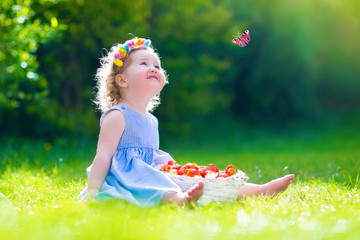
[78,37,294,206]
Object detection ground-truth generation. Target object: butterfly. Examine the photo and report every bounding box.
[232,30,250,47]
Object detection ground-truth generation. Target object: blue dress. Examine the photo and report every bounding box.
[78,104,182,207]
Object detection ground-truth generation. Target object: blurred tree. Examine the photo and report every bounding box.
[2,0,359,138]
[225,0,360,125]
[35,0,235,138]
[308,0,360,112]
[148,0,234,137]
[0,0,64,135]
[225,0,318,125]
[34,0,152,136]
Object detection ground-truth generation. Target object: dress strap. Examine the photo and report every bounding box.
[99,105,125,126]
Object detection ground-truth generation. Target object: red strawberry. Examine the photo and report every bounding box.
[217,171,230,178]
[225,165,237,176]
[161,164,170,172]
[177,167,185,175]
[171,164,182,170]
[184,163,193,168]
[167,160,176,165]
[188,168,198,177]
[206,164,219,173]
[199,166,207,177]
[184,163,198,170]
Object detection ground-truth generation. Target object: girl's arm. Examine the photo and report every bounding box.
[86,110,125,199]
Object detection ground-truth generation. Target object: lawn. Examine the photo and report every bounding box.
[1,114,359,240]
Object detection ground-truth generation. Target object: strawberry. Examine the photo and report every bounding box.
[167,160,176,165]
[199,166,207,177]
[177,167,185,175]
[206,164,219,173]
[184,163,193,169]
[161,164,170,172]
[216,171,230,178]
[188,168,198,177]
[184,168,190,176]
[184,163,198,170]
[225,165,237,176]
[164,162,237,179]
[171,164,182,170]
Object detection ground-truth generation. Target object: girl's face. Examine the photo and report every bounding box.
[122,49,166,95]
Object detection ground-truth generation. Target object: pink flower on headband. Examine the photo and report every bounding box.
[114,53,123,67]
[126,41,134,48]
[114,38,151,67]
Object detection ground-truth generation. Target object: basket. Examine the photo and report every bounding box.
[166,170,249,203]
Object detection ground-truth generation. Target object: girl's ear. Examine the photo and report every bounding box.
[115,74,128,88]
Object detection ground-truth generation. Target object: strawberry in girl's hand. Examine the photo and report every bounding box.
[225,165,238,176]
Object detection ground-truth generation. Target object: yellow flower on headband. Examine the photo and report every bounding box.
[114,58,123,67]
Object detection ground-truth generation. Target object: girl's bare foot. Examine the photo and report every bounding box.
[163,181,204,206]
[262,174,294,196]
[184,181,204,204]
[238,174,294,199]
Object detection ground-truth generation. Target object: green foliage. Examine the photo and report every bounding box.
[2,0,360,137]
[31,0,153,136]
[0,0,66,134]
[150,0,234,136]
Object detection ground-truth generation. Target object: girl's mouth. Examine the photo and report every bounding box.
[147,74,159,81]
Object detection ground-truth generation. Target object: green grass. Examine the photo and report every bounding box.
[1,115,360,239]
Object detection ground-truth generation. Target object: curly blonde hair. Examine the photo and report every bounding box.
[93,38,167,113]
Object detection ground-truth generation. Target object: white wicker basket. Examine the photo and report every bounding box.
[166,170,249,204]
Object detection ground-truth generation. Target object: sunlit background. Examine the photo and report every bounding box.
[1,2,360,238]
[1,0,359,140]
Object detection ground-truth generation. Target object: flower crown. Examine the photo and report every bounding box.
[114,38,151,67]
